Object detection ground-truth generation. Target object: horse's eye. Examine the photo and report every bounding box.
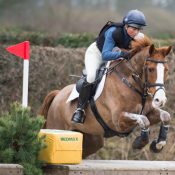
[148,68,153,73]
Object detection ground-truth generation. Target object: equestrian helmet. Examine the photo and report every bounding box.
[123,10,147,30]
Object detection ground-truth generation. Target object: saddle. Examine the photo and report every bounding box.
[76,63,106,96]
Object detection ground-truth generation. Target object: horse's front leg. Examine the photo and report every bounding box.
[118,112,150,149]
[148,109,171,153]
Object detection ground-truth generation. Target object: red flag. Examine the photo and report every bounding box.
[6,41,30,60]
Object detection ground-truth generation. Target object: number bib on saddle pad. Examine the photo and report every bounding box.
[39,129,83,164]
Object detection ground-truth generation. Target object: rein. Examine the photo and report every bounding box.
[111,54,167,115]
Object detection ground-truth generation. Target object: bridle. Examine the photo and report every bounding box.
[111,54,167,115]
[132,55,167,97]
[145,57,166,98]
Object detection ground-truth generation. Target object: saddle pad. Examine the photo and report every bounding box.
[66,61,111,103]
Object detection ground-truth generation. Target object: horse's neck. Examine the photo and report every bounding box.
[114,50,148,90]
[115,51,146,75]
[129,50,148,74]
[100,51,148,131]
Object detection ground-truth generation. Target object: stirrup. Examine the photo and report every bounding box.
[71,108,86,125]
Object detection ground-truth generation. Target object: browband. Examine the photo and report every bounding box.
[146,58,167,63]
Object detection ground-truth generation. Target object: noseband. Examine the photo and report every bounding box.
[112,54,167,115]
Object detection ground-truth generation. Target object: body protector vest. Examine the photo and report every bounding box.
[96,21,133,52]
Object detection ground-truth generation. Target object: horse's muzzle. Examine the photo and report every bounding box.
[152,89,167,108]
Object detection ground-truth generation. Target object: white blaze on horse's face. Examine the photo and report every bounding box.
[152,63,167,108]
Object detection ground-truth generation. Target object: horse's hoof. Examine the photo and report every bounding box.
[150,139,164,153]
[132,136,143,149]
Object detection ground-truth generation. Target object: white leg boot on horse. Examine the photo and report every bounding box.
[71,80,93,124]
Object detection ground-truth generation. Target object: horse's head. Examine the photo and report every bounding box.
[146,44,172,108]
[129,36,172,108]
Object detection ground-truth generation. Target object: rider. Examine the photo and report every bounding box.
[71,9,147,124]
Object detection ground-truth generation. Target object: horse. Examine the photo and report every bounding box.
[40,35,172,158]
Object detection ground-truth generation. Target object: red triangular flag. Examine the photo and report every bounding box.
[6,41,30,60]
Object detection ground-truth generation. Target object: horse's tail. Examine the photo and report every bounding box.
[40,90,59,128]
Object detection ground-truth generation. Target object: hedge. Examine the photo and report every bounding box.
[0,26,96,48]
[0,26,175,49]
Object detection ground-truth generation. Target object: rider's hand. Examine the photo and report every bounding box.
[120,51,131,60]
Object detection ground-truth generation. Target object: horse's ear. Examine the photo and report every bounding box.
[162,45,172,57]
[149,44,156,57]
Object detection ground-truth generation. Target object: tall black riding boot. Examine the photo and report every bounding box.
[71,80,93,124]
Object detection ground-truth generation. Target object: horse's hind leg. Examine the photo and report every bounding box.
[80,132,104,158]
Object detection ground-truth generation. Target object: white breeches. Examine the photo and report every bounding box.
[85,42,105,83]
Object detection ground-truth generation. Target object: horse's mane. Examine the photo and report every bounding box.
[130,35,172,58]
[130,35,153,57]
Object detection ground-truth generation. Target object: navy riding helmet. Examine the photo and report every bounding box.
[123,10,147,30]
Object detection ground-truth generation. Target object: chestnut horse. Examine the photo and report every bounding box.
[40,36,172,158]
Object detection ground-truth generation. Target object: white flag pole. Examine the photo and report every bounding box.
[7,41,30,108]
[22,59,29,107]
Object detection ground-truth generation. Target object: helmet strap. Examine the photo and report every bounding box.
[125,24,128,30]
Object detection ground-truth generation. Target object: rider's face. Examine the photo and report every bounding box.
[125,25,140,38]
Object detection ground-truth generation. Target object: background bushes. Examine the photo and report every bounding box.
[0,26,96,48]
[0,26,175,49]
